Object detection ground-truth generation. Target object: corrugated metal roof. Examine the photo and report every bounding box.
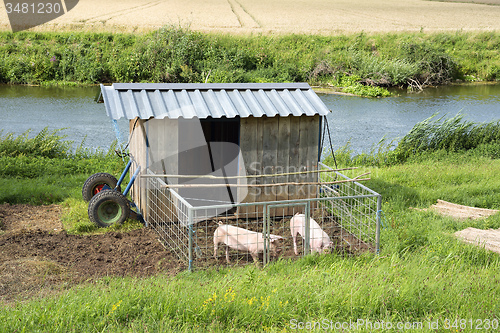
[99,83,330,120]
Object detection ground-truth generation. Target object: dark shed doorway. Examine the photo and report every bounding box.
[178,117,241,206]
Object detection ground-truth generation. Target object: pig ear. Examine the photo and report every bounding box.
[270,235,284,242]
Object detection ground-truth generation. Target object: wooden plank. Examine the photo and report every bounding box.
[288,116,301,203]
[177,118,214,207]
[148,119,160,224]
[238,117,257,217]
[147,119,161,173]
[262,116,279,216]
[306,115,320,201]
[137,119,149,218]
[255,116,264,181]
[128,118,146,217]
[158,118,177,224]
[161,118,178,184]
[262,115,279,201]
[304,115,319,200]
[276,116,291,216]
[129,118,140,215]
[161,177,371,188]
[239,116,264,218]
[298,115,311,201]
[141,168,356,179]
[251,116,264,217]
[128,119,136,212]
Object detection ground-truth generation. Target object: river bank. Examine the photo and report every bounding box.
[1,29,499,97]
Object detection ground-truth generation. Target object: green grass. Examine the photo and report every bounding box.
[1,28,499,96]
[60,197,143,235]
[0,128,125,205]
[1,249,499,332]
[0,129,145,235]
[1,125,500,331]
[326,113,500,167]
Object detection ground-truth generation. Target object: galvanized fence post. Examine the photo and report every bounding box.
[304,201,311,255]
[263,204,269,266]
[188,208,194,271]
[376,195,382,255]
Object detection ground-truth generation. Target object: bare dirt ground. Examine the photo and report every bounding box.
[0,203,372,305]
[0,204,184,305]
[1,0,500,34]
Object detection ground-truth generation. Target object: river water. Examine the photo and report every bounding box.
[1,84,499,154]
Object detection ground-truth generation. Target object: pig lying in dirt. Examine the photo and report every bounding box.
[214,222,283,263]
[290,213,332,255]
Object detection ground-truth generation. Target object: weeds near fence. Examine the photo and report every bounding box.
[0,128,70,158]
[394,113,500,160]
[2,248,499,332]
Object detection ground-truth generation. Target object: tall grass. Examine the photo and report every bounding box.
[393,113,500,161]
[1,28,499,95]
[0,128,71,158]
[1,241,499,331]
[0,128,124,204]
[326,113,500,167]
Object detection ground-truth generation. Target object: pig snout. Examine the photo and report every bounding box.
[213,223,284,264]
[290,213,331,255]
[269,235,284,257]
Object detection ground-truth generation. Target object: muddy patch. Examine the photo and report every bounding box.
[0,204,184,305]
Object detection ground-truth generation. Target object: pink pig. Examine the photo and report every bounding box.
[214,222,283,263]
[290,213,332,255]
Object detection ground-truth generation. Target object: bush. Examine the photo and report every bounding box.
[0,129,124,204]
[330,113,500,167]
[0,29,499,94]
[0,128,71,158]
[393,114,500,162]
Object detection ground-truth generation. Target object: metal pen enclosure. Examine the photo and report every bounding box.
[146,163,381,270]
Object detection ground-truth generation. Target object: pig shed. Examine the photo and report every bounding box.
[99,82,381,269]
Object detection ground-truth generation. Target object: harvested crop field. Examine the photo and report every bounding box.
[1,0,500,34]
[0,204,184,305]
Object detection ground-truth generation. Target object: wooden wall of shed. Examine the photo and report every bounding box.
[129,117,178,222]
[237,115,320,217]
[129,115,320,222]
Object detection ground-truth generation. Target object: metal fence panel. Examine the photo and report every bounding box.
[145,164,381,270]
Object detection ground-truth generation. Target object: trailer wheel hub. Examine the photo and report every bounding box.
[97,200,123,224]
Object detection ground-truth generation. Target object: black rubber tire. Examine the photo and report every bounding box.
[82,173,121,202]
[88,190,130,228]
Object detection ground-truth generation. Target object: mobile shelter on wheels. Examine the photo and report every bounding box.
[96,82,381,270]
